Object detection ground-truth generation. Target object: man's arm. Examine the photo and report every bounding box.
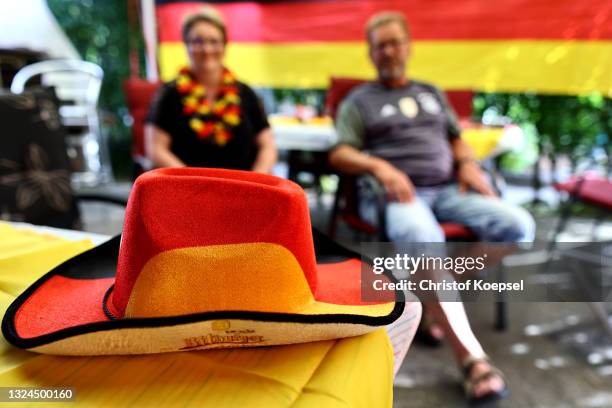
[252,127,277,174]
[145,124,186,168]
[450,137,497,197]
[435,85,496,197]
[330,98,415,203]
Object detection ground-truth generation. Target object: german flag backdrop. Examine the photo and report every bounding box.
[156,0,612,96]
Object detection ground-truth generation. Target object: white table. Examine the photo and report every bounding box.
[271,123,337,152]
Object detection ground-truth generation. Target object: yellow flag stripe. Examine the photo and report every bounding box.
[159,41,612,96]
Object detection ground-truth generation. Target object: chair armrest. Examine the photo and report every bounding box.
[360,174,384,194]
[478,158,505,197]
[359,174,389,241]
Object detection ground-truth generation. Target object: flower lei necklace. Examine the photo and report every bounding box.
[176,67,241,146]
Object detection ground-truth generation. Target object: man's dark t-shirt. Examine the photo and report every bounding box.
[146,81,269,170]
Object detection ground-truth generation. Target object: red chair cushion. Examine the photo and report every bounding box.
[555,176,612,211]
[325,78,367,119]
[123,79,162,157]
[445,91,474,118]
[325,77,474,120]
[341,213,476,241]
[440,222,476,240]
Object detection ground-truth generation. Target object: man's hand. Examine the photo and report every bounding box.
[328,145,414,202]
[372,160,415,203]
[457,160,497,198]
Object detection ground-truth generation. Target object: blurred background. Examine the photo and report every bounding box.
[1,0,609,193]
[1,1,611,406]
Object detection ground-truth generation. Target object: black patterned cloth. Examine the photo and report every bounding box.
[0,87,79,228]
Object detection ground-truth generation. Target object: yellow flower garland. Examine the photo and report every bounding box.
[176,67,241,146]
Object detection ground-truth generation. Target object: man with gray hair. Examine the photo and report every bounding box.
[329,11,530,404]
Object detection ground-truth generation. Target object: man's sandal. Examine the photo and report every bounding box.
[462,356,509,405]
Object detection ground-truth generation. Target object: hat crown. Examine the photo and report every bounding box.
[111,168,318,318]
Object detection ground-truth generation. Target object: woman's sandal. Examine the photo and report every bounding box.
[415,313,445,347]
[462,356,509,406]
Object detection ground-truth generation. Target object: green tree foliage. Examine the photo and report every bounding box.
[474,92,611,173]
[47,0,144,179]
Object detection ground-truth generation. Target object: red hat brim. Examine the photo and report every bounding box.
[3,230,404,355]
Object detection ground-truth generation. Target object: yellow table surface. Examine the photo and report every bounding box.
[0,223,394,407]
[461,127,505,161]
[268,115,333,127]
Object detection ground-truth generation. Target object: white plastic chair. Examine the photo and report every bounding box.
[10,59,113,187]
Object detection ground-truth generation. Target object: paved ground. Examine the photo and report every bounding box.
[77,181,612,408]
[394,302,612,408]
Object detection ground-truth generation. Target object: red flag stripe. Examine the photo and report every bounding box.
[158,0,612,43]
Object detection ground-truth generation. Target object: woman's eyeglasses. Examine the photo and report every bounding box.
[186,37,224,49]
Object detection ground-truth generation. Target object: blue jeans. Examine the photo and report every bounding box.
[360,183,535,243]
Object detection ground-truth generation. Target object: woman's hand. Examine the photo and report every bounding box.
[145,125,187,168]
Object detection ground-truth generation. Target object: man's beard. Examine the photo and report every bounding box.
[379,61,405,82]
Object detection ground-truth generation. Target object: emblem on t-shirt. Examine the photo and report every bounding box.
[418,93,441,114]
[380,103,398,117]
[399,97,418,118]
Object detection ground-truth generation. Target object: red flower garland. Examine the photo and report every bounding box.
[176,67,241,146]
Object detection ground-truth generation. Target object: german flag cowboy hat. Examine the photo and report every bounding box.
[2,167,404,355]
